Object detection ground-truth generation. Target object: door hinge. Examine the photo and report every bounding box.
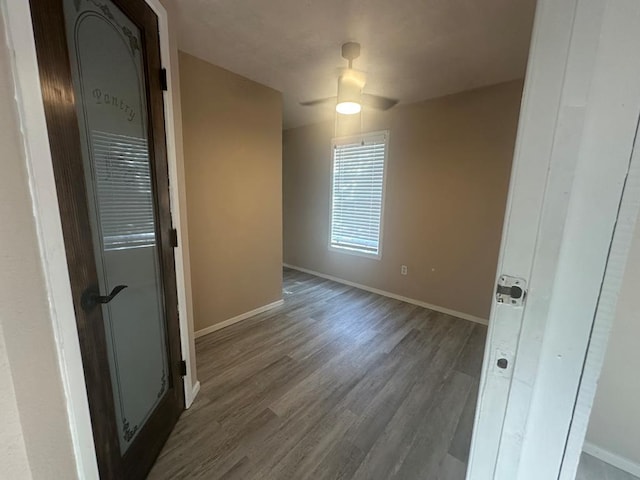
[496,275,527,307]
[160,68,168,91]
[169,228,178,248]
[180,360,187,377]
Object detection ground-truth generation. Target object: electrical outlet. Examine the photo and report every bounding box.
[401,265,408,275]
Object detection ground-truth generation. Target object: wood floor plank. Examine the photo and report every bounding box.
[392,371,474,479]
[348,319,475,480]
[453,323,487,379]
[436,454,468,480]
[307,439,365,480]
[216,456,250,480]
[448,381,480,464]
[248,409,359,480]
[148,268,486,479]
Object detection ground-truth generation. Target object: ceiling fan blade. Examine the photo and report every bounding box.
[361,93,399,111]
[299,96,337,107]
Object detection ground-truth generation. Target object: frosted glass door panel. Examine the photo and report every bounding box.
[63,0,169,453]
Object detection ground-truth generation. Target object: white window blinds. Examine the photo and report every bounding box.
[92,130,157,250]
[330,131,387,256]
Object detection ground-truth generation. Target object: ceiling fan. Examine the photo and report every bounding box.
[300,42,398,115]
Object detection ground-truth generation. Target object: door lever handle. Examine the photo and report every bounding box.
[81,285,128,312]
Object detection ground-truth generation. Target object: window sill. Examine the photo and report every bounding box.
[329,245,381,260]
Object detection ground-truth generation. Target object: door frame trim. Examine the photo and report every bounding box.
[468,0,640,478]
[1,1,197,477]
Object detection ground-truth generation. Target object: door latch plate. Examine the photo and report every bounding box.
[496,275,527,307]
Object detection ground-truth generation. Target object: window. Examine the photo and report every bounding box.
[330,131,388,257]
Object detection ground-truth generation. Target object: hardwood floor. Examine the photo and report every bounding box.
[148,268,487,480]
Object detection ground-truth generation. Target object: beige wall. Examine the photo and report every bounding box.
[586,211,640,466]
[283,80,523,320]
[0,327,32,479]
[0,12,77,479]
[179,52,283,332]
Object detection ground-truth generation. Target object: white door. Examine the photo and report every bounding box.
[467,0,640,479]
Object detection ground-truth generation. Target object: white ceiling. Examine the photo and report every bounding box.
[176,0,537,129]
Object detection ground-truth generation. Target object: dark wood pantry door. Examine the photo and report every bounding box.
[29,0,184,478]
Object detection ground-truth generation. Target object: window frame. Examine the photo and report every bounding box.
[328,130,389,260]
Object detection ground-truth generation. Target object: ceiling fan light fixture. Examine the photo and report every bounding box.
[336,74,362,115]
[300,43,398,114]
[336,101,361,115]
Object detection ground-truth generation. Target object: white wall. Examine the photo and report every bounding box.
[586,210,640,469]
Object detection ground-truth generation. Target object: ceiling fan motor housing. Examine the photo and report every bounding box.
[341,42,361,63]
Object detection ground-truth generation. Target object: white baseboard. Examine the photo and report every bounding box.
[185,381,200,409]
[583,442,640,477]
[194,299,285,339]
[283,263,488,326]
